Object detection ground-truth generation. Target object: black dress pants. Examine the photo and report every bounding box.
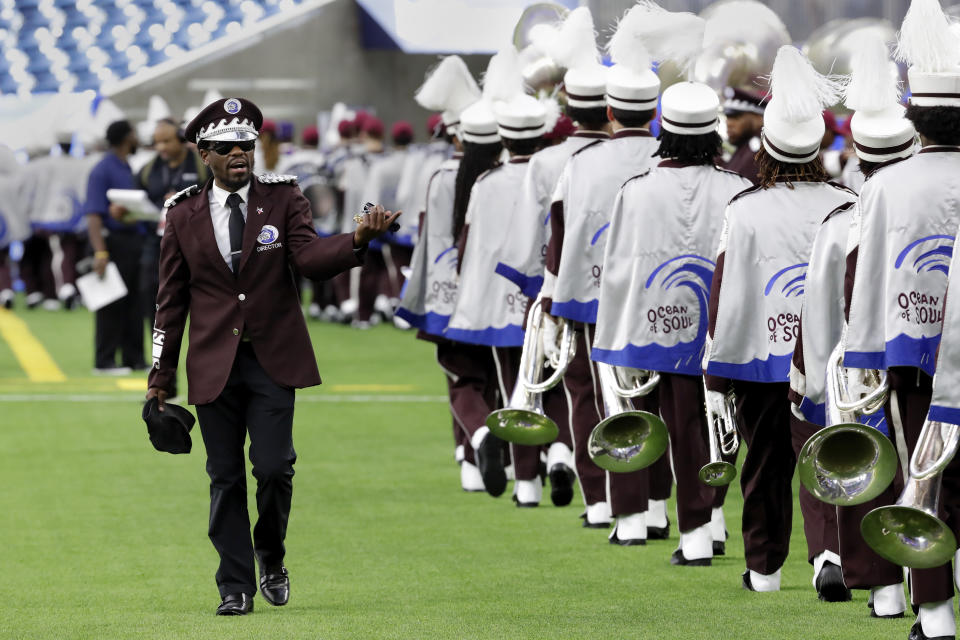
[195,343,297,597]
[94,231,145,368]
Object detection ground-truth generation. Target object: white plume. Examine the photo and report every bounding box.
[845,33,901,112]
[702,1,790,48]
[414,56,480,114]
[768,45,845,122]
[607,4,653,73]
[613,1,706,76]
[531,7,599,71]
[483,46,526,103]
[895,0,960,71]
[540,90,562,133]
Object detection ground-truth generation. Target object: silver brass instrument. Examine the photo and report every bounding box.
[513,3,568,92]
[862,418,960,569]
[486,294,575,446]
[699,380,739,487]
[797,343,897,506]
[587,363,668,473]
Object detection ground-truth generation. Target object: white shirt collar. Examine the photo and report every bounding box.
[210,180,251,208]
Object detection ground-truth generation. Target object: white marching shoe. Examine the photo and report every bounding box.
[582,501,612,529]
[914,599,956,639]
[460,461,485,492]
[513,479,542,507]
[671,523,712,566]
[742,568,781,592]
[870,583,906,618]
[609,512,646,546]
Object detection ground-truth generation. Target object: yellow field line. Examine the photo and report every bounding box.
[0,309,67,382]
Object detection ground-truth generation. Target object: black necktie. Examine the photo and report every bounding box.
[226,192,244,274]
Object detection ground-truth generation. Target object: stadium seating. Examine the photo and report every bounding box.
[0,0,306,95]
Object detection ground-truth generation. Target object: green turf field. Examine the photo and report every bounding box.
[0,306,913,639]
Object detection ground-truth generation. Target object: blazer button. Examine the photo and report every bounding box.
[238,293,246,301]
[233,328,239,336]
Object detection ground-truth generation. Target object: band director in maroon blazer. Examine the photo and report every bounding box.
[146,97,400,616]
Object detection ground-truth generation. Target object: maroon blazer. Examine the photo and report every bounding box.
[147,176,362,405]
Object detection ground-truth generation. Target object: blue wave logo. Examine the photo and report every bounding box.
[591,222,610,246]
[764,263,808,298]
[433,245,458,268]
[895,234,955,276]
[645,254,716,344]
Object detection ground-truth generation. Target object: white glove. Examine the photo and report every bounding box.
[541,312,561,368]
[845,367,875,403]
[705,389,729,419]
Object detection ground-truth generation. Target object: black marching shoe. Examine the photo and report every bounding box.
[580,512,611,529]
[815,561,852,602]
[647,518,670,540]
[548,463,575,507]
[259,567,290,606]
[512,493,538,508]
[476,433,507,497]
[909,621,955,640]
[742,570,756,591]
[868,593,905,619]
[216,593,254,616]
[670,548,711,567]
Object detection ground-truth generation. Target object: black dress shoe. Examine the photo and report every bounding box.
[609,529,646,546]
[670,548,711,566]
[815,561,852,602]
[909,621,955,640]
[476,433,507,497]
[713,540,726,555]
[259,567,290,606]
[216,593,254,615]
[742,570,756,591]
[548,463,575,507]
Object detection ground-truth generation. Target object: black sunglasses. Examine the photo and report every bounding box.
[206,140,256,155]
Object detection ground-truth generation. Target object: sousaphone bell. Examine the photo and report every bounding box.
[485,294,575,446]
[797,344,897,506]
[588,363,668,473]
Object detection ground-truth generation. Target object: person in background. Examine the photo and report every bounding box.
[137,118,207,329]
[820,110,847,179]
[722,87,765,185]
[83,119,149,375]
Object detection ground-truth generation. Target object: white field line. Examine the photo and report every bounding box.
[0,394,447,404]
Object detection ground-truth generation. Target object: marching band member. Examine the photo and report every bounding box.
[721,87,765,185]
[494,7,610,507]
[592,74,752,565]
[446,47,551,505]
[789,32,915,615]
[541,3,667,538]
[703,45,856,593]
[397,56,485,491]
[844,1,960,636]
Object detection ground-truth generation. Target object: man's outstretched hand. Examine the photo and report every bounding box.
[146,387,169,411]
[353,204,402,247]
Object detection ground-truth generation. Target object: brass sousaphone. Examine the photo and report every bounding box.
[588,363,668,473]
[485,293,575,446]
[861,417,960,569]
[797,343,898,505]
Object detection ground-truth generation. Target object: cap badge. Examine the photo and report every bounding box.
[224,98,242,115]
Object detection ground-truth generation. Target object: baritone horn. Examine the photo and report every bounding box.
[861,418,960,569]
[797,344,897,505]
[588,363,668,473]
[699,380,739,487]
[485,294,575,446]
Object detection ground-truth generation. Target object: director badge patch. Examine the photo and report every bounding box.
[256,224,282,252]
